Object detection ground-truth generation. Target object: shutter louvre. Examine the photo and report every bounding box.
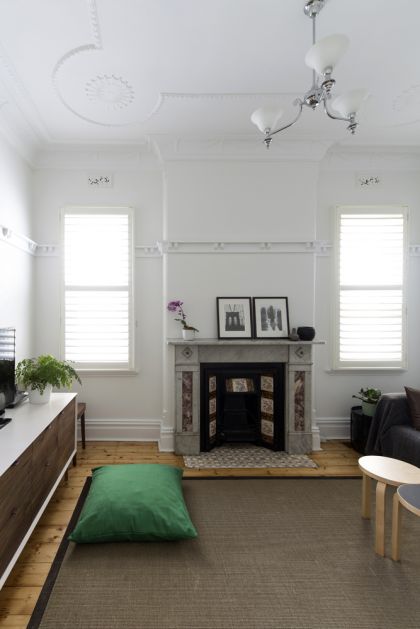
[63,211,132,368]
[336,210,406,368]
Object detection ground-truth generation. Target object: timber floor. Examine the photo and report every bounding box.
[0,440,360,628]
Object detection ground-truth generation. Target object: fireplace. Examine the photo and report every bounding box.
[200,363,285,451]
[168,339,321,455]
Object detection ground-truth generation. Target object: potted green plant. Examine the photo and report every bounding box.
[352,387,382,417]
[16,354,81,404]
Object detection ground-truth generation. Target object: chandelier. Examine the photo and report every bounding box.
[251,0,368,149]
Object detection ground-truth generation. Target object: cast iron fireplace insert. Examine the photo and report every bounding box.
[200,362,285,451]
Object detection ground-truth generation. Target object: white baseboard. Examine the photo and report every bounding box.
[316,417,350,441]
[78,418,349,451]
[78,419,174,451]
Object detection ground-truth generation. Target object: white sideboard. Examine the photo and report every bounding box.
[0,392,77,589]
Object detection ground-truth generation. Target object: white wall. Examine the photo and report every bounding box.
[32,164,164,428]
[164,160,319,337]
[315,159,420,438]
[0,135,34,360]
[28,147,420,446]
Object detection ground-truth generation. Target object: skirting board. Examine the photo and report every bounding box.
[78,419,175,452]
[317,417,350,441]
[77,419,347,451]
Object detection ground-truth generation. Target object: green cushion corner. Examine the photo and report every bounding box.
[68,464,197,543]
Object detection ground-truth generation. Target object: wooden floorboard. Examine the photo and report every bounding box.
[0,440,361,628]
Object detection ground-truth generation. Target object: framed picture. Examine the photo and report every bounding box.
[217,297,253,339]
[252,297,290,339]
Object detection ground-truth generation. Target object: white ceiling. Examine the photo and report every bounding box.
[0,0,419,155]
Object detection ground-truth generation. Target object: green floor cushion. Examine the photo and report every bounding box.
[68,464,197,543]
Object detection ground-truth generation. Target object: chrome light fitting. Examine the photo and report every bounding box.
[251,0,368,149]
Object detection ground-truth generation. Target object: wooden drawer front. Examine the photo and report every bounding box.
[0,453,32,576]
[58,400,76,468]
[30,419,59,510]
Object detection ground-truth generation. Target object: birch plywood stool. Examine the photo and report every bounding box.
[358,455,420,556]
[391,484,420,561]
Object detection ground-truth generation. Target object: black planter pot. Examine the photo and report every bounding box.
[297,326,316,341]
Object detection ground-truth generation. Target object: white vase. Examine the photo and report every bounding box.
[29,384,52,404]
[182,329,195,341]
[362,400,377,417]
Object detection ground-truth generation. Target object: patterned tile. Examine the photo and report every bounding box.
[184,444,317,469]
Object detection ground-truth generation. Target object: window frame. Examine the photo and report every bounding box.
[60,206,135,373]
[332,205,408,371]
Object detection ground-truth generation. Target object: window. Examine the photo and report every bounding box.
[334,206,407,370]
[62,207,134,370]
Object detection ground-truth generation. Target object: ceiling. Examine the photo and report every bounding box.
[0,0,419,156]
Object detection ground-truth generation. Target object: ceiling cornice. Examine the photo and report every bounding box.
[322,144,420,171]
[33,142,159,170]
[152,135,333,163]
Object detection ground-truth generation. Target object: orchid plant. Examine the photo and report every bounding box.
[167,300,199,332]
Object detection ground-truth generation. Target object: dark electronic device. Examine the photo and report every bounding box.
[0,328,16,417]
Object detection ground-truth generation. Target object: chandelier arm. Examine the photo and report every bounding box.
[266,100,304,138]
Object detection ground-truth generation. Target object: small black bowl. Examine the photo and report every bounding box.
[297,326,315,341]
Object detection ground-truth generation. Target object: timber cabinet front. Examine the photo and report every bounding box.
[0,394,77,586]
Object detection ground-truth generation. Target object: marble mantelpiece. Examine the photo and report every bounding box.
[167,339,324,455]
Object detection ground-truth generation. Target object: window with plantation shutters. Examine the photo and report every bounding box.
[334,207,407,369]
[62,208,134,370]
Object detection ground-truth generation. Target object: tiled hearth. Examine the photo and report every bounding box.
[168,339,323,455]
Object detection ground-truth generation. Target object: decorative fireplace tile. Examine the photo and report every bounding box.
[226,378,254,392]
[209,375,217,393]
[294,371,305,431]
[208,374,217,445]
[260,374,275,444]
[261,397,274,414]
[261,375,274,392]
[181,372,193,432]
[209,397,216,415]
[261,419,274,437]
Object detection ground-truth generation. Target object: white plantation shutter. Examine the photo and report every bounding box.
[63,208,134,369]
[334,207,407,369]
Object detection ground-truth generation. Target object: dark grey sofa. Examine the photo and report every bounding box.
[366,393,420,466]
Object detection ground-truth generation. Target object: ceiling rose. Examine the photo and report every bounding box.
[85,75,135,109]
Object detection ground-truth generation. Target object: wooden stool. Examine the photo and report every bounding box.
[391,484,420,561]
[77,402,86,449]
[358,455,420,556]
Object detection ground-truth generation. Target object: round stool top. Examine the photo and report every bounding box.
[397,484,420,516]
[358,455,420,486]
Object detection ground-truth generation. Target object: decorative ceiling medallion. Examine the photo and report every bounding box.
[85,75,134,109]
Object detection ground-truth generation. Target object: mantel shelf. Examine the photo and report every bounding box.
[167,338,325,346]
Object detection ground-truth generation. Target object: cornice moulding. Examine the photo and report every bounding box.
[33,143,158,170]
[152,136,333,162]
[322,145,420,171]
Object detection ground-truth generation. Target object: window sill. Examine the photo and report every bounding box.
[76,369,139,377]
[325,368,407,375]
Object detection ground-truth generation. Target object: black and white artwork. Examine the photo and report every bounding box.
[253,297,289,339]
[217,297,252,339]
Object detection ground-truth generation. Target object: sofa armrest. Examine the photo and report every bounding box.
[365,392,411,455]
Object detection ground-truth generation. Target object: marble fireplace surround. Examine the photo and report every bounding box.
[168,339,324,455]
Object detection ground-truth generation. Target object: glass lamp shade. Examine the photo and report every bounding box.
[332,89,368,117]
[251,106,283,133]
[305,34,349,75]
